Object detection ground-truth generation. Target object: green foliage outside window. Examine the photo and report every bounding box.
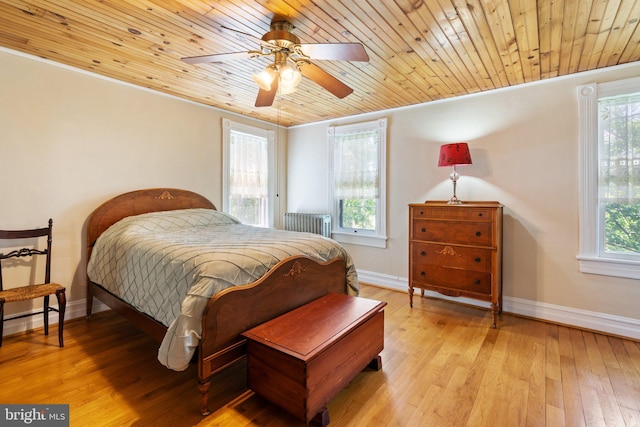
[340,198,376,231]
[604,203,640,254]
[230,196,260,225]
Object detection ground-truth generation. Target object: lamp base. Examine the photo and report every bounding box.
[448,168,462,204]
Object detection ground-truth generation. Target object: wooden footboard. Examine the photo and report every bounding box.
[196,255,347,415]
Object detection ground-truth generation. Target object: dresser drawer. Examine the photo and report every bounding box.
[411,206,493,221]
[411,242,492,273]
[412,220,493,246]
[410,264,492,295]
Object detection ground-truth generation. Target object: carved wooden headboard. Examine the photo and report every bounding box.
[86,188,216,258]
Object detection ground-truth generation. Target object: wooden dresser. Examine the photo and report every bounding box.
[409,201,503,327]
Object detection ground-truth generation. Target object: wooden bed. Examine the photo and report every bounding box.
[85,188,349,415]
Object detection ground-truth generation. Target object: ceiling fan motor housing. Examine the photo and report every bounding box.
[262,21,300,49]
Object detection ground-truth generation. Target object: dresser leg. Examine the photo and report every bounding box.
[491,303,498,328]
[311,407,330,427]
[408,286,414,308]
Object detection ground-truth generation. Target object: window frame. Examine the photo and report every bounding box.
[577,77,640,280]
[222,118,276,228]
[328,118,388,248]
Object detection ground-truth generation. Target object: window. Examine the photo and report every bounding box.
[577,78,640,279]
[222,119,275,227]
[328,118,387,248]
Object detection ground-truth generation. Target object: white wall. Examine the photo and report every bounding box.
[0,48,284,331]
[288,62,640,337]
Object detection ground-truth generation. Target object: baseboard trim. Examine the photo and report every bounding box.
[357,269,640,340]
[2,298,110,338]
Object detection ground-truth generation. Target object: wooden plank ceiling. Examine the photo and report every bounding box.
[1,0,639,127]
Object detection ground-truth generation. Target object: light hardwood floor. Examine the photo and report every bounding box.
[1,285,639,426]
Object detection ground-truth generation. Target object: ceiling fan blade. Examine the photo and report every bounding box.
[217,24,264,44]
[255,77,279,107]
[300,62,353,99]
[298,43,369,62]
[181,51,252,64]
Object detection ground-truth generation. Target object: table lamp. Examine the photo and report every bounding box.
[438,143,472,204]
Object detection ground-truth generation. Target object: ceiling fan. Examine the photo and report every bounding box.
[181,19,370,107]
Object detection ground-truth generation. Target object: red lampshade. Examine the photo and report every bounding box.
[438,143,472,167]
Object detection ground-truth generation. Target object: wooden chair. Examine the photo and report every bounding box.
[0,219,66,347]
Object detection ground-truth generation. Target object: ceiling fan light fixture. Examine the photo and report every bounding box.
[252,65,277,91]
[278,60,302,95]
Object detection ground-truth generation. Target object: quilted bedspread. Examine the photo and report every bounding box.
[86,208,359,371]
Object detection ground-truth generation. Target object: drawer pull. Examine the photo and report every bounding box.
[475,231,482,237]
[478,213,483,217]
[475,257,481,263]
[474,279,481,285]
[437,246,459,256]
[421,228,426,233]
[421,251,426,256]
[420,271,426,276]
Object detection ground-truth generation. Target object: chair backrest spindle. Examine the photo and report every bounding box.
[0,219,53,291]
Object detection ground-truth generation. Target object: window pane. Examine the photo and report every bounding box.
[334,131,379,199]
[230,196,267,226]
[340,198,376,230]
[229,130,269,227]
[598,93,640,257]
[333,128,380,232]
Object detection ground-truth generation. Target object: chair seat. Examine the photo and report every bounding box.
[0,283,65,303]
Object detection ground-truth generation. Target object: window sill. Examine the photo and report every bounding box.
[331,231,387,248]
[577,255,640,280]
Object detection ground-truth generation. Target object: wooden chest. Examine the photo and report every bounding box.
[409,201,503,327]
[241,293,386,426]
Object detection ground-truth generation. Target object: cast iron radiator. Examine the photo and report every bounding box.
[283,213,332,237]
